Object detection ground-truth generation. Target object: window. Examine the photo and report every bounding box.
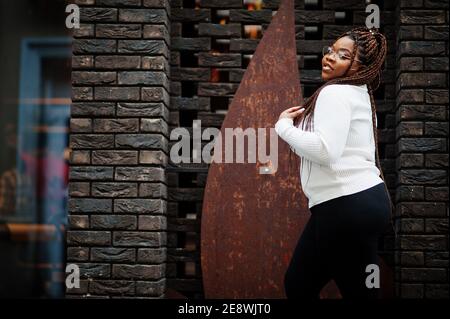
[0,0,71,298]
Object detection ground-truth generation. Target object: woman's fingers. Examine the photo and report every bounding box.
[280,108,305,120]
[292,108,305,117]
[289,108,305,115]
[278,106,305,120]
[282,106,304,115]
[287,106,303,112]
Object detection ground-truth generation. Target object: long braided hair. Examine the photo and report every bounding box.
[291,26,395,234]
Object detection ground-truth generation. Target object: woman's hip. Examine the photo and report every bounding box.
[309,182,391,236]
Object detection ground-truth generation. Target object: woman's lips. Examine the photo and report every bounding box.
[322,64,333,72]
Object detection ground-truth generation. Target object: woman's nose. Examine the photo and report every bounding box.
[325,54,336,63]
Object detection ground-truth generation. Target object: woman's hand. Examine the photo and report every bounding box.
[278,106,305,121]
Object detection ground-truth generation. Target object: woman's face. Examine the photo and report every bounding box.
[321,36,362,81]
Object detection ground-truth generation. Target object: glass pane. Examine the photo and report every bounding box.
[0,0,72,298]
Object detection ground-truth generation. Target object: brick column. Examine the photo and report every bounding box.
[67,0,170,298]
[395,0,449,298]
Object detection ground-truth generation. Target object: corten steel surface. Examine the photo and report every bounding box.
[201,0,314,298]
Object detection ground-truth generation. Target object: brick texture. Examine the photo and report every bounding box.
[395,0,449,299]
[67,0,170,298]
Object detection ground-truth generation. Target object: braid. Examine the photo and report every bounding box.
[289,26,396,235]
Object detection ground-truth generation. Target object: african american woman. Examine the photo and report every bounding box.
[275,27,395,299]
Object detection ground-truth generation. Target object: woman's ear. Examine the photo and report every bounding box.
[350,61,365,72]
[356,64,367,72]
[348,65,359,74]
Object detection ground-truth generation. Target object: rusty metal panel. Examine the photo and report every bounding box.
[200,0,394,299]
[200,0,313,298]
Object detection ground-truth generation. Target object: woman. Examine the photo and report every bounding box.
[274,27,395,299]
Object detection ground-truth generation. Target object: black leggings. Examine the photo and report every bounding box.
[284,182,391,299]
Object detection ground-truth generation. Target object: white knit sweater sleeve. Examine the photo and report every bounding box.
[274,85,352,166]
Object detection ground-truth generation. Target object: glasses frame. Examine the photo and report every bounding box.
[322,46,363,64]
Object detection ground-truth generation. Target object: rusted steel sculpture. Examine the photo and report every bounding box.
[201,0,313,298]
[200,0,392,298]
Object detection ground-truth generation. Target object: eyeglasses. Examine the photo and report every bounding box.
[322,46,362,63]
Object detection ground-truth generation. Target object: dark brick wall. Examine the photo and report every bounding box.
[167,0,399,298]
[67,0,449,299]
[67,0,170,298]
[395,0,449,299]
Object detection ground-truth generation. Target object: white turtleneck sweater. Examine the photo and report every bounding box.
[274,83,384,209]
